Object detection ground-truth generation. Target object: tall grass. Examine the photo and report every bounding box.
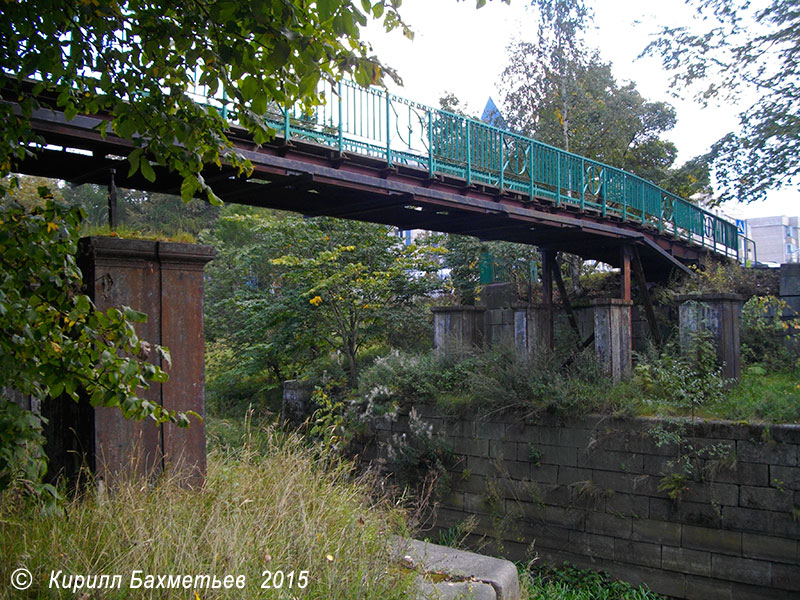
[1,419,415,599]
[521,563,665,600]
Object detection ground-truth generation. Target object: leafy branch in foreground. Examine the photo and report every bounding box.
[0,0,411,202]
[642,0,800,203]
[0,193,187,499]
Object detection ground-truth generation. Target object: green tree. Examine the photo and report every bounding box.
[0,0,410,202]
[203,210,442,395]
[0,193,182,500]
[435,234,539,305]
[501,7,712,201]
[502,47,708,195]
[642,0,800,204]
[270,219,441,385]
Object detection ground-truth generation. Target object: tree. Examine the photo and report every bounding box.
[642,0,800,204]
[513,0,591,154]
[502,47,696,190]
[0,1,410,203]
[203,210,442,393]
[0,0,412,495]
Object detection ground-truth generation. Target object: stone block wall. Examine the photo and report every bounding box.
[375,408,800,600]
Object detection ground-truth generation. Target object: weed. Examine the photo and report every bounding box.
[528,444,543,466]
[772,478,787,493]
[435,515,478,550]
[571,480,614,503]
[658,472,690,503]
[524,562,665,599]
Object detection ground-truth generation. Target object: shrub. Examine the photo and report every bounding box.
[524,562,665,599]
[740,295,799,370]
[632,331,725,418]
[356,344,611,417]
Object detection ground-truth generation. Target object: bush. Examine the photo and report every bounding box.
[0,196,178,502]
[356,344,612,417]
[632,330,726,418]
[740,295,799,370]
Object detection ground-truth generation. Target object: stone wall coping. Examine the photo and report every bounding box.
[676,292,744,303]
[393,536,520,600]
[590,298,633,307]
[405,405,800,442]
[431,305,487,313]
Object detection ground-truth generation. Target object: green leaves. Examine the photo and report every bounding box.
[643,0,800,203]
[0,0,409,205]
[204,209,442,391]
[0,199,182,499]
[139,159,156,183]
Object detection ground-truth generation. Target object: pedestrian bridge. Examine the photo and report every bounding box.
[13,78,750,281]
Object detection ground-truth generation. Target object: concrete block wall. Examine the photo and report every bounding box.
[376,409,800,600]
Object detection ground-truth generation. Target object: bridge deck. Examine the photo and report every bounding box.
[12,77,743,281]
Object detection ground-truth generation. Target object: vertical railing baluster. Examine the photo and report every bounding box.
[283,104,290,142]
[528,143,534,200]
[641,185,645,224]
[556,152,561,207]
[337,81,343,154]
[428,110,434,178]
[499,131,505,192]
[580,159,585,211]
[713,216,718,251]
[466,120,472,186]
[601,169,607,218]
[622,175,627,220]
[673,198,678,235]
[385,90,391,166]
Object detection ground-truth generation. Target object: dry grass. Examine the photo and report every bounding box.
[1,419,416,599]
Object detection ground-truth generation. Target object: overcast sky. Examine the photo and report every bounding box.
[363,0,797,221]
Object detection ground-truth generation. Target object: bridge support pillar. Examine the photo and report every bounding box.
[513,304,553,360]
[432,306,486,353]
[44,236,214,488]
[620,245,632,302]
[541,249,555,350]
[678,293,743,382]
[591,299,633,381]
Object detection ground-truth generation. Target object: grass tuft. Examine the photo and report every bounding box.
[1,419,415,599]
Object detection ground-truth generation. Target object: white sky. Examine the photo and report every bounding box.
[363,0,798,221]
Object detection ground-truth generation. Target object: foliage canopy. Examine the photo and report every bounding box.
[643,0,800,203]
[502,12,711,200]
[0,0,410,202]
[203,209,442,403]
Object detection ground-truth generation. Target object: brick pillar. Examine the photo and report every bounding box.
[678,293,743,382]
[74,236,213,487]
[591,299,633,381]
[432,306,486,353]
[781,263,800,316]
[513,304,553,360]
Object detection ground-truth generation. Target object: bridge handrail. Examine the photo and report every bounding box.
[236,78,738,260]
[19,64,740,260]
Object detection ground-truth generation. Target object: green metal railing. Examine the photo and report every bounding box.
[195,78,740,259]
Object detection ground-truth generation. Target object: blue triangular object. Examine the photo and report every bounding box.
[481,97,506,128]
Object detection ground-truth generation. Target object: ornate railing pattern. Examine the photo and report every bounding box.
[197,78,742,258]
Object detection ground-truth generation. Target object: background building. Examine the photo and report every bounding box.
[745,216,800,265]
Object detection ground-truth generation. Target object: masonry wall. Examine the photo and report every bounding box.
[375,408,800,600]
